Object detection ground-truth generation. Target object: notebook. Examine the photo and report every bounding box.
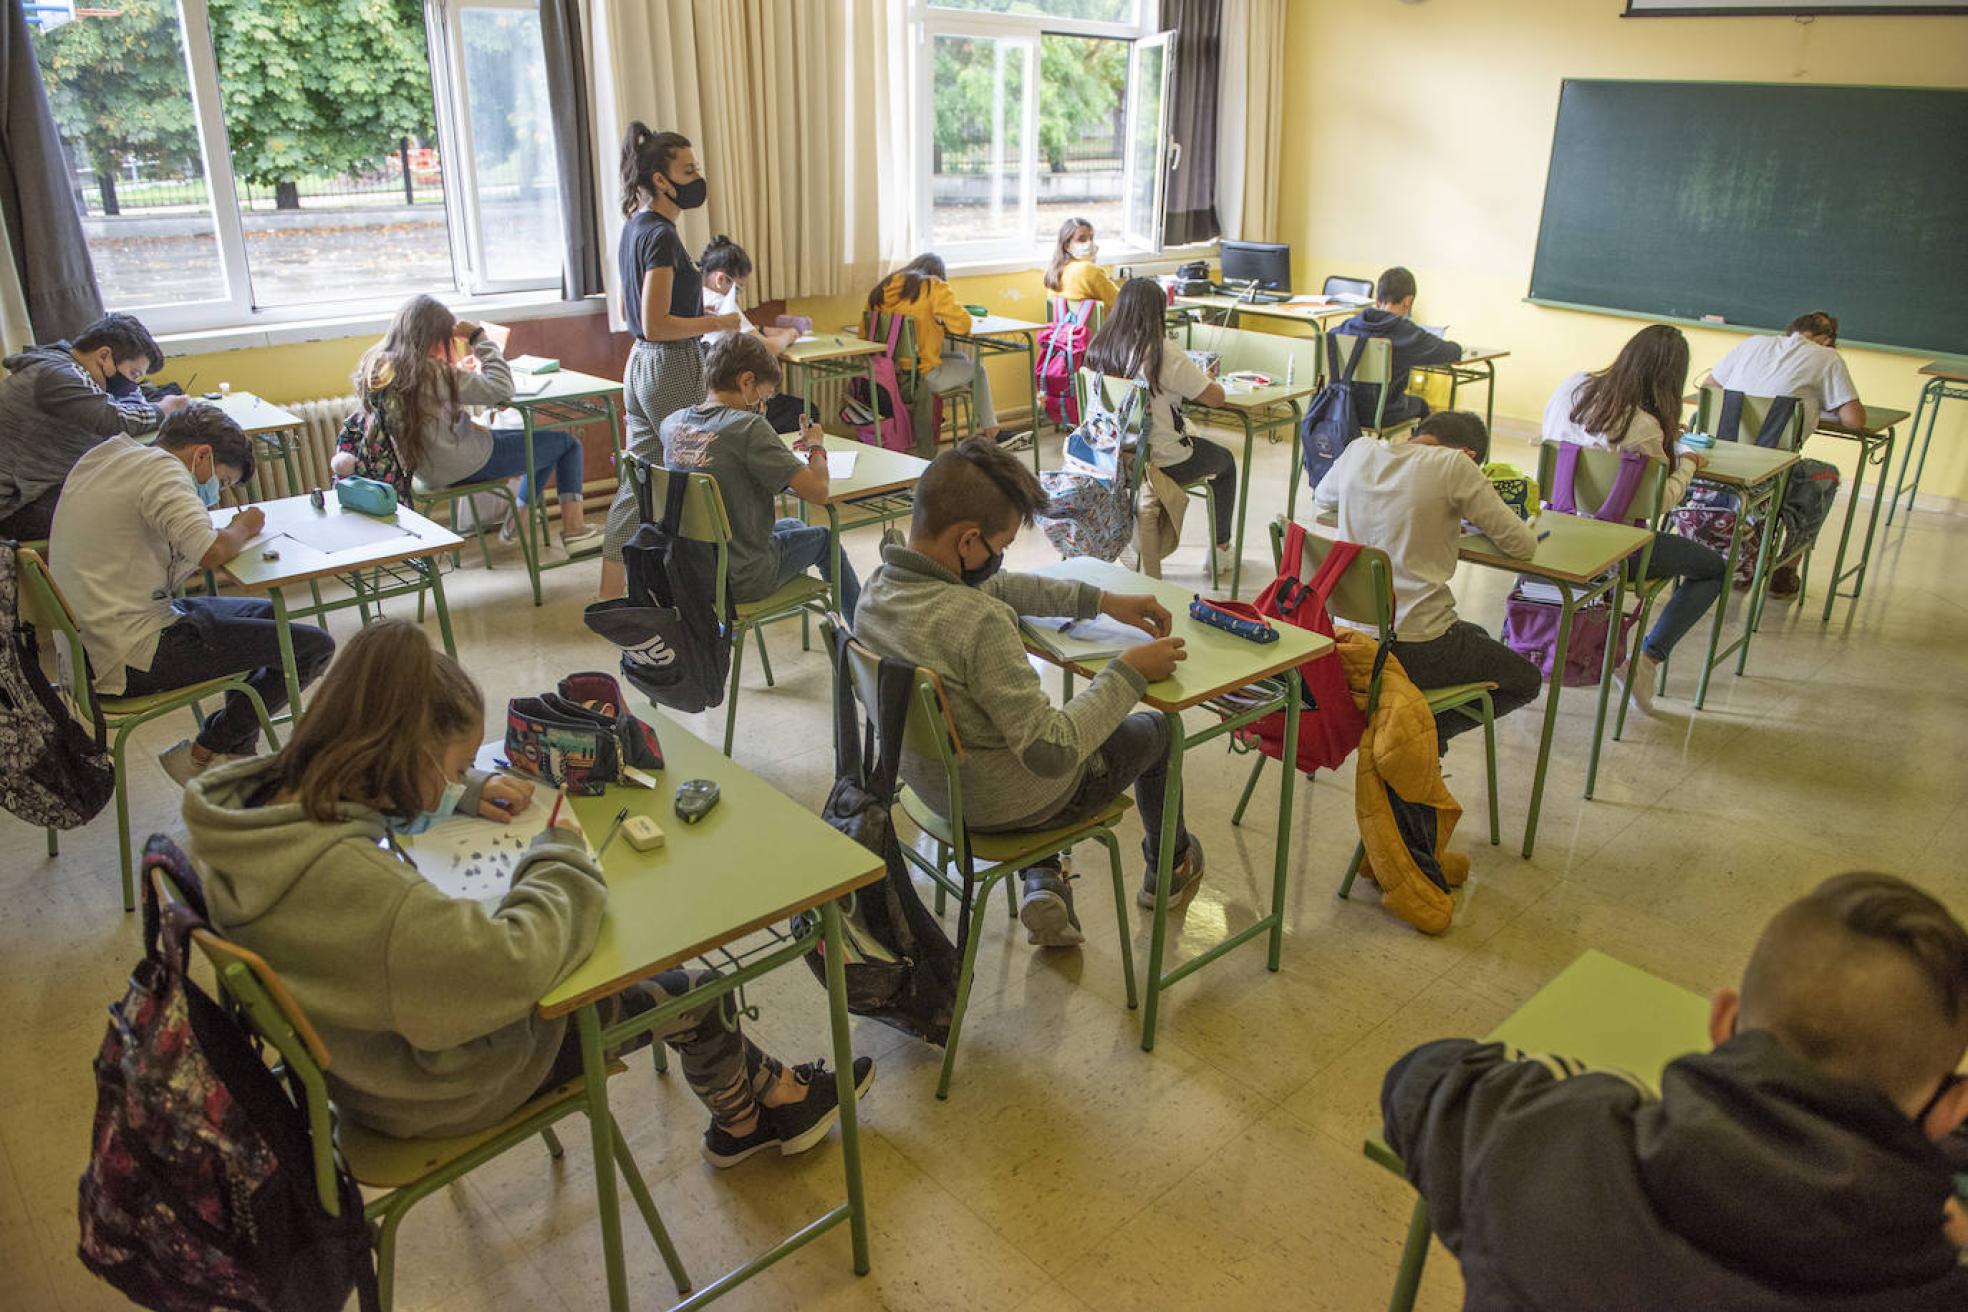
[1020,615,1154,663]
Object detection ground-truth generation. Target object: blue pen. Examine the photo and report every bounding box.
[1537,530,1552,541]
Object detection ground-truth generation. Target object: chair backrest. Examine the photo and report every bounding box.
[864,310,923,384]
[1533,440,1669,527]
[626,455,735,613]
[1694,382,1806,451]
[831,620,966,816]
[1323,275,1374,301]
[1047,296,1104,333]
[1269,517,1395,636]
[14,546,94,718]
[150,867,344,1216]
[1329,332,1397,429]
[1167,322,1319,386]
[1073,367,1152,495]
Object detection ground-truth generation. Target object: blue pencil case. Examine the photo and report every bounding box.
[1189,595,1277,644]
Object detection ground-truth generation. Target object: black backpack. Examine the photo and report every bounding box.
[1713,389,1802,449]
[0,543,113,829]
[1297,334,1369,491]
[798,623,960,1044]
[582,457,732,714]
[77,836,379,1312]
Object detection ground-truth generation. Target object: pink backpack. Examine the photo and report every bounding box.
[1502,444,1647,686]
[1035,299,1096,427]
[839,313,916,452]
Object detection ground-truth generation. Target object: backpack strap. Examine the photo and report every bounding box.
[1547,442,1583,515]
[657,461,689,534]
[826,623,866,785]
[1307,539,1362,602]
[1335,335,1368,385]
[1549,443,1649,524]
[1754,394,1800,449]
[1279,519,1308,583]
[1715,388,1746,444]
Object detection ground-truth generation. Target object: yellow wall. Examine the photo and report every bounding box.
[1277,0,1968,504]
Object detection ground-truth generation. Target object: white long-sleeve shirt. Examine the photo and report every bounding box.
[1313,440,1536,643]
[1542,371,1699,508]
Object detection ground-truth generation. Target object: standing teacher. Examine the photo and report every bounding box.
[599,124,741,599]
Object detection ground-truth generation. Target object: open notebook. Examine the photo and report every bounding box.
[1020,614,1154,663]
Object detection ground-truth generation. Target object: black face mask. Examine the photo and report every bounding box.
[668,175,707,210]
[959,535,1004,587]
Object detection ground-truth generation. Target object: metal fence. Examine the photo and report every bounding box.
[69,139,449,217]
[936,111,1126,176]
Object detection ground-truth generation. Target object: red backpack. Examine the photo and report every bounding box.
[1239,523,1366,773]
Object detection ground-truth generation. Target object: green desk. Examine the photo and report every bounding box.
[1372,950,1709,1310]
[212,494,462,720]
[1173,323,1319,598]
[1891,359,1968,526]
[213,391,306,502]
[503,369,625,606]
[1682,442,1798,707]
[784,438,929,614]
[1172,293,1356,341]
[1810,404,1904,624]
[1416,347,1509,436]
[945,312,1045,474]
[1459,512,1650,857]
[1028,557,1329,1052]
[539,713,884,1311]
[781,334,886,452]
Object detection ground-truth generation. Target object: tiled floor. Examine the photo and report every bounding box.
[5,423,1965,1310]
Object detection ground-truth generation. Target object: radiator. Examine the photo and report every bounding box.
[234,395,357,502]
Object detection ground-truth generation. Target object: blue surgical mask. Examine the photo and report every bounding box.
[196,472,222,508]
[390,779,467,836]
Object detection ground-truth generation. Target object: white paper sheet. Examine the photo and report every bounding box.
[827,451,858,479]
[1020,614,1155,662]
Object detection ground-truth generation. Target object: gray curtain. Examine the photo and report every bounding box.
[540,0,603,299]
[1160,0,1221,247]
[1,2,102,338]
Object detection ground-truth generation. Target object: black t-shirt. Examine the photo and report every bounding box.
[619,210,701,342]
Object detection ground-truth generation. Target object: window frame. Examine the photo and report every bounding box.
[908,0,1170,266]
[69,0,561,336]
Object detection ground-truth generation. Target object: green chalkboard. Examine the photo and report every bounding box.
[1528,80,1968,356]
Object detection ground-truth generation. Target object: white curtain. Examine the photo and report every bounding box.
[1215,0,1285,242]
[591,0,904,325]
[0,203,34,355]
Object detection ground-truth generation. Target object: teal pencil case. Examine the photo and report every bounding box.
[335,476,398,516]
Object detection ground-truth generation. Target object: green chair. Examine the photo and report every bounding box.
[1228,521,1501,875]
[1365,1138,1433,1312]
[411,473,536,592]
[151,869,690,1311]
[1692,381,1815,599]
[17,547,280,912]
[866,311,975,448]
[1074,367,1224,589]
[829,618,1138,1100]
[1530,443,1668,742]
[626,458,832,758]
[1329,332,1421,440]
[1046,295,1106,335]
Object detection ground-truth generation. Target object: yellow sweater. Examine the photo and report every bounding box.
[1056,258,1119,311]
[873,274,971,372]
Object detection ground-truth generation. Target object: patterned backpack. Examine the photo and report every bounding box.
[1035,385,1139,562]
[1034,299,1095,428]
[0,543,114,829]
[78,837,378,1312]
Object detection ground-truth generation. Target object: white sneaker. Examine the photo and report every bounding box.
[992,429,1034,452]
[157,740,208,788]
[1212,542,1237,577]
[561,525,605,555]
[1620,652,1661,718]
[497,503,523,545]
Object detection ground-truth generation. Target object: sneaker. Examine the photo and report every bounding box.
[1212,542,1237,576]
[700,1116,782,1168]
[1619,651,1661,719]
[1137,834,1207,910]
[561,525,605,555]
[1018,860,1084,947]
[992,428,1034,452]
[157,740,210,788]
[1768,564,1801,599]
[699,1057,873,1168]
[497,503,523,545]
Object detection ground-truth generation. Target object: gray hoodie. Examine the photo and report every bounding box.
[183,758,607,1139]
[0,343,160,516]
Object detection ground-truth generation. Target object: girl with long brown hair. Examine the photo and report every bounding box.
[1542,323,1723,716]
[182,619,870,1162]
[343,294,598,550]
[1041,216,1117,314]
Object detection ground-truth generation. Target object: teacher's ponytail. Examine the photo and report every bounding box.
[620,121,693,217]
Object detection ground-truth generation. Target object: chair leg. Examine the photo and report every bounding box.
[1480,698,1499,847]
[1094,830,1138,1009]
[935,873,1004,1100]
[541,1127,565,1160]
[754,624,776,689]
[932,841,949,917]
[1205,492,1220,590]
[652,1043,669,1075]
[722,623,749,756]
[240,682,281,752]
[372,1203,406,1312]
[1337,840,1366,900]
[610,1116,692,1296]
[112,726,135,912]
[1230,753,1266,827]
[1387,1194,1432,1312]
[46,826,57,858]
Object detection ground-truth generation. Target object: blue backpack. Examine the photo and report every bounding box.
[1297,334,1367,491]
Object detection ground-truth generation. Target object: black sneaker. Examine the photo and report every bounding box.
[701,1117,782,1168]
[1019,860,1084,947]
[769,1057,875,1158]
[1137,834,1206,910]
[993,428,1034,452]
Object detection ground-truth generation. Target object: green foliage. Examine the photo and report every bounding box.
[34,0,201,186]
[930,26,1128,174]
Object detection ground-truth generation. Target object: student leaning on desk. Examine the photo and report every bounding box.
[181,619,873,1166]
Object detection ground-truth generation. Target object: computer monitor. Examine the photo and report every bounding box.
[1219,240,1291,292]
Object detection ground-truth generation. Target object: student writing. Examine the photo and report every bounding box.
[700,235,799,357]
[866,253,1029,458]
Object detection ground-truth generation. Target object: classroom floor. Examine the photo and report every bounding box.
[5,423,1965,1311]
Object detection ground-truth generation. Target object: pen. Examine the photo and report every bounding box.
[1537,530,1552,541]
[595,806,630,857]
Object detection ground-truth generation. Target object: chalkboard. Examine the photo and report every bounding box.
[1528,80,1968,356]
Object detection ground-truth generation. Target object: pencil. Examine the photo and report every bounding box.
[547,790,564,830]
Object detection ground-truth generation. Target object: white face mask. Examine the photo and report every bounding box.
[1069,240,1096,259]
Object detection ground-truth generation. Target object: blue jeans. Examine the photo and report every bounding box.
[121,597,336,754]
[764,518,859,618]
[461,428,583,506]
[1638,530,1725,662]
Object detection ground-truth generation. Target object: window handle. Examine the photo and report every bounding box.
[1168,140,1183,172]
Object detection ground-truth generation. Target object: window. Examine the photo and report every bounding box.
[30,0,566,333]
[914,1,1173,264]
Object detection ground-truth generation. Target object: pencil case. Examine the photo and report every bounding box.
[334,476,398,516]
[1189,596,1277,644]
[504,673,664,796]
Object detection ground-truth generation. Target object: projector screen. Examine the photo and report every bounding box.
[1626,1,1968,12]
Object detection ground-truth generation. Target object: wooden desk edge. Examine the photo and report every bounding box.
[219,532,466,591]
[1024,635,1333,713]
[537,862,886,1018]
[827,475,922,505]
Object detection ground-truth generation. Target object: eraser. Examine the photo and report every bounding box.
[1700,314,1727,324]
[623,814,665,852]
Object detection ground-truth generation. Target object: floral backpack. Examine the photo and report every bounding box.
[333,394,410,497]
[1035,384,1139,562]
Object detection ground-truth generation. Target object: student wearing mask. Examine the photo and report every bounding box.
[1042,217,1118,314]
[599,124,741,600]
[0,313,188,541]
[867,253,1030,457]
[699,235,799,356]
[48,405,334,785]
[182,619,871,1164]
[341,294,600,553]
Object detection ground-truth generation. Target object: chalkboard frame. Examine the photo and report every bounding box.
[1624,4,1968,14]
[1525,78,1968,357]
